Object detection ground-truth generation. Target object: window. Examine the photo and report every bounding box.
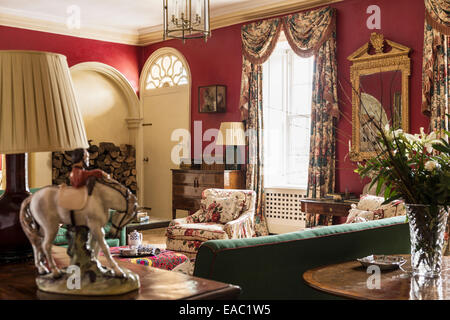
[263,37,314,189]
[145,54,188,90]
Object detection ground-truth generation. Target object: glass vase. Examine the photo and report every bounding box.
[407,204,449,278]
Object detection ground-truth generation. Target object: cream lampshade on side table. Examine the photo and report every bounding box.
[216,122,246,170]
[0,51,89,263]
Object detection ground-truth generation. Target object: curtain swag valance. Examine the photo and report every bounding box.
[241,7,336,65]
[282,7,336,58]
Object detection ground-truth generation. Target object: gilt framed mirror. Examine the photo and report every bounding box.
[347,33,411,161]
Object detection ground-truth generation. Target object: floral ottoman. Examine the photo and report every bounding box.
[106,246,189,271]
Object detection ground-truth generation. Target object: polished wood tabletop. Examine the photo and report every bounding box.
[300,199,357,217]
[0,246,241,300]
[303,255,450,300]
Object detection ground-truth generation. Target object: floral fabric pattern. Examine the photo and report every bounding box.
[346,198,406,224]
[422,0,450,134]
[241,57,268,236]
[241,18,282,66]
[282,7,336,58]
[166,222,228,241]
[165,189,257,258]
[165,238,202,260]
[201,190,247,223]
[306,33,339,202]
[239,7,338,230]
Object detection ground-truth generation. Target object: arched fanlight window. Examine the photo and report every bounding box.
[145,54,188,90]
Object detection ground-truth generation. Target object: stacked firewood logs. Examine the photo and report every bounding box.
[52,142,137,194]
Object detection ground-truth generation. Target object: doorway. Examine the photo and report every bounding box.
[140,48,191,220]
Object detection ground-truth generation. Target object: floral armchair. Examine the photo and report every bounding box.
[165,189,256,259]
[345,195,406,224]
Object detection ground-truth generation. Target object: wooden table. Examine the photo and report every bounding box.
[0,246,241,300]
[300,199,357,224]
[303,255,450,300]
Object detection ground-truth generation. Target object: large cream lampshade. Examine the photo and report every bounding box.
[0,50,88,263]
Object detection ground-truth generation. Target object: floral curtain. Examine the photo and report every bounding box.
[422,0,450,133]
[239,8,338,232]
[240,18,281,236]
[283,7,339,226]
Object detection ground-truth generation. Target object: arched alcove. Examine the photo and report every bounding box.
[28,62,144,202]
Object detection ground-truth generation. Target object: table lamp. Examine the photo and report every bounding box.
[0,50,89,263]
[216,122,246,170]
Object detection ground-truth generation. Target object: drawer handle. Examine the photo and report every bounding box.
[194,178,198,188]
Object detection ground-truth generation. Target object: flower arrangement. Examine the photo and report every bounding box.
[354,110,449,277]
[355,123,450,210]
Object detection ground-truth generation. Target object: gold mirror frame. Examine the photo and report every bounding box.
[347,33,411,161]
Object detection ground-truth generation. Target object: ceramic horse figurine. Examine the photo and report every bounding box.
[19,178,137,279]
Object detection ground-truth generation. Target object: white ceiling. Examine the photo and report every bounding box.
[0,0,285,33]
[0,0,339,44]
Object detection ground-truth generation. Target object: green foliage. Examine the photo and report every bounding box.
[355,124,450,210]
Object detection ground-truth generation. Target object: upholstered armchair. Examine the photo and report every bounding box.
[165,188,256,259]
[346,195,406,224]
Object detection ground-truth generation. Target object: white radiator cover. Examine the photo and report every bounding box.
[264,188,308,234]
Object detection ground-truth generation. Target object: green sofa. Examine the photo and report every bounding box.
[0,188,126,248]
[193,216,410,299]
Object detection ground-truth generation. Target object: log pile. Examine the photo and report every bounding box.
[52,142,137,194]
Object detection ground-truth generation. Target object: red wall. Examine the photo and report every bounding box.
[0,0,430,195]
[140,24,243,158]
[141,0,429,195]
[0,25,141,92]
[333,0,428,194]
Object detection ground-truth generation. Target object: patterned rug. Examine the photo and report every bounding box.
[105,246,189,271]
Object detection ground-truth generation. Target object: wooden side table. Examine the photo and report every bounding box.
[303,255,450,300]
[300,199,358,225]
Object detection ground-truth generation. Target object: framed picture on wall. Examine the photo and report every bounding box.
[198,85,226,113]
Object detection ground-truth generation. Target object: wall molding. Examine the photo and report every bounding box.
[1,0,342,46]
[0,9,139,45]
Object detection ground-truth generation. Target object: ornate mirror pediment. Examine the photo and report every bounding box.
[348,33,411,161]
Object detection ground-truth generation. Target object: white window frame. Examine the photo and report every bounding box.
[263,40,314,190]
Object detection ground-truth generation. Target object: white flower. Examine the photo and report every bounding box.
[424,160,439,172]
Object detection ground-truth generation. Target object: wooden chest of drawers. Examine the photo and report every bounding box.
[171,169,245,219]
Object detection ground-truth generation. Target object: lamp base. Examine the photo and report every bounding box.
[0,154,33,264]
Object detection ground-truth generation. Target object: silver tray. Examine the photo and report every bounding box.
[357,255,406,271]
[119,245,161,258]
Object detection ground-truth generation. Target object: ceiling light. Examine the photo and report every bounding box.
[163,0,211,43]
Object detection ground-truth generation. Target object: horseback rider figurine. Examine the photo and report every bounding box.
[70,148,109,196]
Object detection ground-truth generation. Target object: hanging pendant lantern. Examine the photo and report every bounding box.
[163,0,211,43]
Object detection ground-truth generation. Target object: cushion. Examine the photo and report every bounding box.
[379,200,406,218]
[356,195,385,211]
[166,237,203,256]
[166,222,228,241]
[202,197,241,223]
[346,199,406,224]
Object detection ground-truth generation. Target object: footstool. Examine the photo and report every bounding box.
[107,246,189,271]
